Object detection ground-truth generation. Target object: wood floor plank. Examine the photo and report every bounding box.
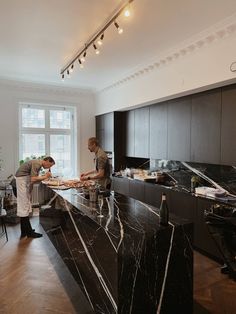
[0,218,76,314]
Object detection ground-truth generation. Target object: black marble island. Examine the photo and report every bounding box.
[40,187,193,314]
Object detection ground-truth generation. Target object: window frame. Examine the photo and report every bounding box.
[19,102,77,177]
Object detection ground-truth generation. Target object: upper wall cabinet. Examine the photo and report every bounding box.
[104,112,114,152]
[96,112,114,152]
[125,110,135,157]
[167,97,191,161]
[96,114,105,149]
[149,103,167,159]
[191,90,221,164]
[134,107,150,158]
[221,85,236,165]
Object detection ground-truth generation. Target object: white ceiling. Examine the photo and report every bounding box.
[0,0,236,91]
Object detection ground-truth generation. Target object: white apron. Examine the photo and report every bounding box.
[16,176,32,217]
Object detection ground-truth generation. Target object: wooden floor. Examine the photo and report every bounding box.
[1,218,236,314]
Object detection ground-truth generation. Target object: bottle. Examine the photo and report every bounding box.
[191,176,197,193]
[159,193,169,226]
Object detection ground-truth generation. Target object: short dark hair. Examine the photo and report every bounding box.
[43,156,55,164]
[88,137,99,146]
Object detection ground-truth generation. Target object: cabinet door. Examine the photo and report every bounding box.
[112,177,129,196]
[134,107,150,158]
[104,112,114,152]
[125,110,135,157]
[96,115,105,148]
[129,180,145,202]
[195,198,221,260]
[191,89,221,163]
[168,190,196,221]
[167,97,191,161]
[221,84,236,165]
[144,183,170,208]
[149,103,167,159]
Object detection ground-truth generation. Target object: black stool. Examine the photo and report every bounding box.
[0,209,8,242]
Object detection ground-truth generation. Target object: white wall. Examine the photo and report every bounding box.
[0,80,96,180]
[96,20,236,114]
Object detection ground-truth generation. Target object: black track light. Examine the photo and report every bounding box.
[97,33,104,46]
[78,59,84,68]
[60,0,134,78]
[114,21,123,34]
[69,64,74,73]
[93,43,100,54]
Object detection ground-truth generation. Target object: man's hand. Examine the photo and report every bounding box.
[45,172,52,179]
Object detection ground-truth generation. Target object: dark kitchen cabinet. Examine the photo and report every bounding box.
[144,183,170,208]
[125,110,135,157]
[149,103,167,159]
[191,89,221,164]
[195,198,221,261]
[96,112,125,171]
[96,113,114,152]
[221,84,236,165]
[168,190,196,221]
[112,177,129,196]
[104,112,114,152]
[134,107,150,158]
[129,180,145,202]
[96,114,105,149]
[167,97,191,161]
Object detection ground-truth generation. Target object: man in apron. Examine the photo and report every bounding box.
[80,137,111,190]
[14,156,55,238]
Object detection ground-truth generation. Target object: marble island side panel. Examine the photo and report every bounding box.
[40,188,193,314]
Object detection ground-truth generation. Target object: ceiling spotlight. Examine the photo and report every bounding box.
[124,6,130,17]
[69,64,74,73]
[78,59,84,68]
[93,43,100,54]
[81,50,86,62]
[97,33,104,46]
[114,21,123,34]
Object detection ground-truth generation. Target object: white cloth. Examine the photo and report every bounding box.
[16,176,32,217]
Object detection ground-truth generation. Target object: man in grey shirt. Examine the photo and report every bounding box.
[80,137,111,190]
[14,156,55,238]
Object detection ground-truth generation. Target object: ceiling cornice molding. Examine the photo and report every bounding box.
[0,78,94,97]
[98,14,236,94]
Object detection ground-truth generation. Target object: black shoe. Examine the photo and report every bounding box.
[27,232,43,238]
[20,229,35,238]
[221,264,230,274]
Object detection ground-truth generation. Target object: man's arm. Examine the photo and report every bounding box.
[31,172,51,183]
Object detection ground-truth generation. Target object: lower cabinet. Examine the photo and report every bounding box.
[144,183,169,208]
[112,177,130,196]
[168,190,196,220]
[129,180,145,202]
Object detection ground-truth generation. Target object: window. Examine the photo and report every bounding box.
[19,103,77,177]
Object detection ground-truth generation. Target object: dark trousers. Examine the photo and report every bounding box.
[20,216,33,236]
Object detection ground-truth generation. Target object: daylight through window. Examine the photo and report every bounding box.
[19,103,77,177]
